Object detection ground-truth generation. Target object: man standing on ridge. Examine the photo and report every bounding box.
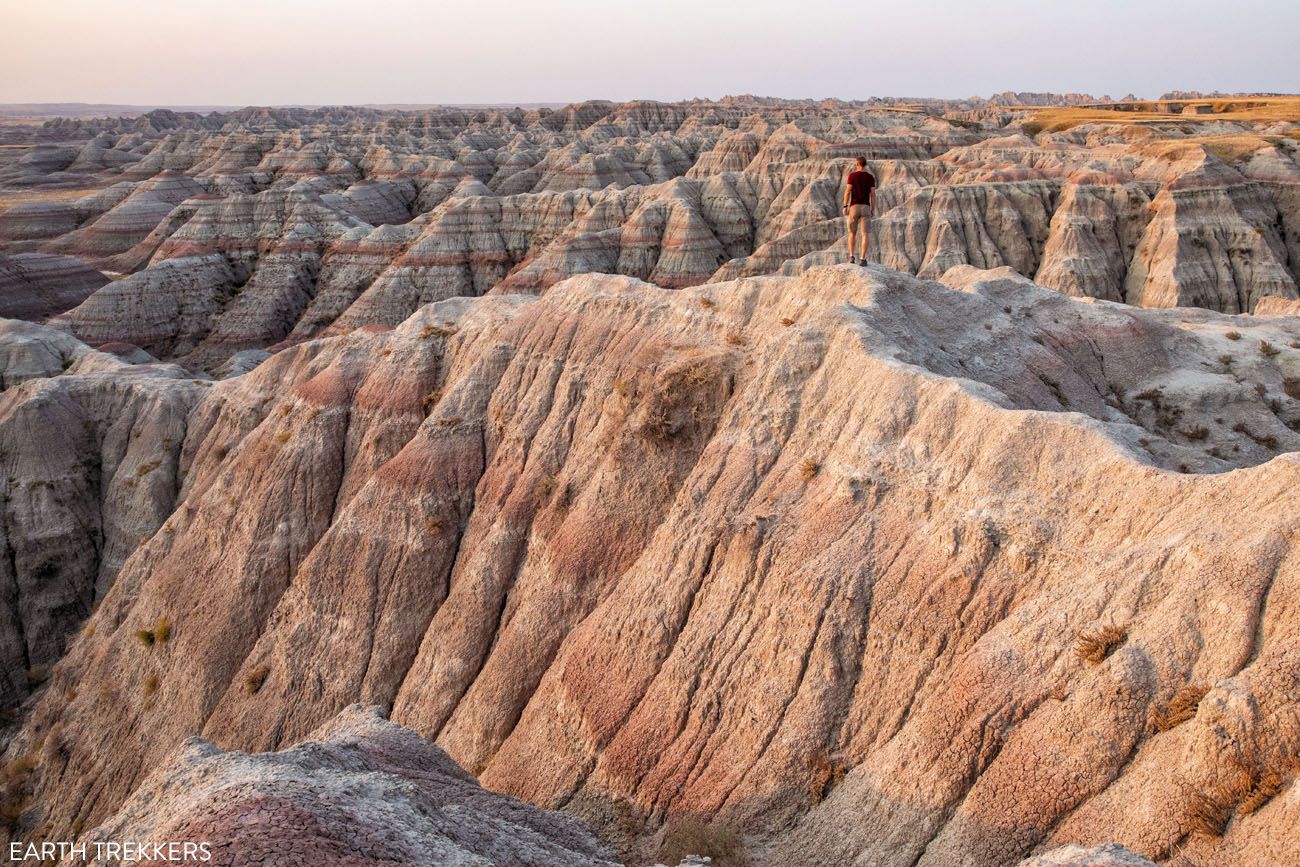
[842,157,877,265]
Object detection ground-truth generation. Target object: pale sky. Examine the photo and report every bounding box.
[2,0,1296,105]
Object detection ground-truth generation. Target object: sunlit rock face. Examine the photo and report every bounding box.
[4,264,1299,866]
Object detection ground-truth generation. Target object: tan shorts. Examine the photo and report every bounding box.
[848,204,872,230]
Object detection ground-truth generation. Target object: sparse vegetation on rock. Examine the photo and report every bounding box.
[1076,625,1127,663]
[657,817,750,867]
[1148,684,1208,732]
[244,665,270,695]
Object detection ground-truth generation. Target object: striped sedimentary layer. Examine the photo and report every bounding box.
[0,101,1296,372]
[3,265,1297,865]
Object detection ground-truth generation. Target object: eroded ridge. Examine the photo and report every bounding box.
[0,98,1297,374]
[1,264,1296,865]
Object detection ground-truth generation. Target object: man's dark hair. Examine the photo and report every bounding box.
[856,157,866,167]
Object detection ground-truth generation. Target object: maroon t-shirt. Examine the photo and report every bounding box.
[847,169,876,205]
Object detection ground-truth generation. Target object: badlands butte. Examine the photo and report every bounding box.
[0,94,1298,866]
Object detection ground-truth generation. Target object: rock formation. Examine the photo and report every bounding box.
[1015,845,1156,867]
[70,704,618,866]
[30,697,1152,867]
[0,319,203,711]
[3,264,1297,865]
[0,253,107,319]
[1,99,1297,372]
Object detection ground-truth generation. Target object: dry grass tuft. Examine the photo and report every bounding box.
[1284,378,1300,400]
[535,473,558,502]
[422,389,442,414]
[1186,790,1233,837]
[1181,426,1209,441]
[643,408,675,439]
[245,665,270,695]
[799,459,821,481]
[273,430,291,444]
[1259,340,1281,358]
[3,755,36,782]
[1225,330,1242,341]
[421,325,457,339]
[1148,683,1209,733]
[424,516,446,534]
[0,754,38,832]
[155,617,171,643]
[685,363,711,387]
[725,331,746,347]
[808,751,848,804]
[1233,422,1279,449]
[699,297,715,309]
[1218,354,1235,366]
[780,317,795,327]
[135,629,155,647]
[143,675,159,697]
[1075,625,1126,664]
[436,416,462,428]
[135,460,161,478]
[657,817,750,867]
[1186,774,1252,838]
[1240,770,1285,815]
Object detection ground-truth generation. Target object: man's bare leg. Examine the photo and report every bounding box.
[858,225,869,262]
[847,222,858,262]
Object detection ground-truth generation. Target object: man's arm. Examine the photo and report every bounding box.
[843,182,851,213]
[869,186,876,215]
